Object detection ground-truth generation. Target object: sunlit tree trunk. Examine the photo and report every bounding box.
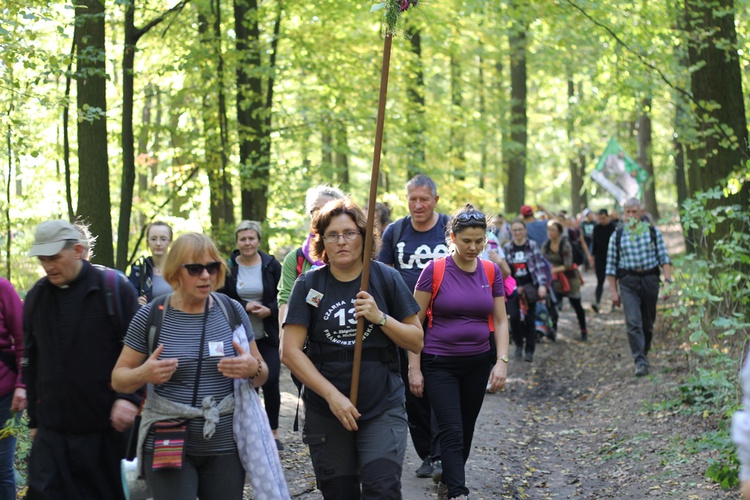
[505,20,527,213]
[74,0,113,267]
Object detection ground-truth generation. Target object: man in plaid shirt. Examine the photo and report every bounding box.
[605,198,672,377]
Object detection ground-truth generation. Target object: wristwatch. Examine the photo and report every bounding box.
[379,313,388,326]
[500,354,509,363]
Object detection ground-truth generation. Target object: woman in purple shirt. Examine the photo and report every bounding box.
[409,205,510,500]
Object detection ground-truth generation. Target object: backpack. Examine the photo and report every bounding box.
[566,236,586,266]
[145,292,242,352]
[295,247,305,275]
[290,261,398,430]
[124,292,241,461]
[426,257,496,332]
[25,265,128,337]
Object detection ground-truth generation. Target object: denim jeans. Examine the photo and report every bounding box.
[421,352,493,498]
[618,273,660,366]
[0,392,15,500]
[143,451,245,500]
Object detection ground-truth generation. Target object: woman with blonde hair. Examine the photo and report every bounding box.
[113,232,287,499]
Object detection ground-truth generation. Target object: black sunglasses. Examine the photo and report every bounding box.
[456,211,486,222]
[182,262,222,277]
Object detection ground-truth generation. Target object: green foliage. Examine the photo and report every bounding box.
[658,187,750,490]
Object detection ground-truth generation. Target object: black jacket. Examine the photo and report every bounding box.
[218,250,282,346]
[22,261,140,432]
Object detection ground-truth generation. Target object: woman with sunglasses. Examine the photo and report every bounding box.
[128,221,174,306]
[281,198,423,499]
[503,219,548,362]
[218,220,285,449]
[113,233,272,500]
[409,204,509,500]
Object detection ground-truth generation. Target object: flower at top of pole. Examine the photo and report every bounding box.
[371,0,418,35]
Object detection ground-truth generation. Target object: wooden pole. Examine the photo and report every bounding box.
[350,33,393,407]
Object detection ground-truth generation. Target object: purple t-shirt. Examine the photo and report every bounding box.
[415,256,504,356]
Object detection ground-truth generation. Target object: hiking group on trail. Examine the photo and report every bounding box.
[9,176,677,500]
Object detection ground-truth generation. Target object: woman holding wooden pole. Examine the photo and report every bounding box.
[281,198,422,499]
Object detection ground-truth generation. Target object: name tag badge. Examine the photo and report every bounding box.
[208,341,225,357]
[306,288,324,308]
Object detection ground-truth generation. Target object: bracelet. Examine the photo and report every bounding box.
[251,358,263,379]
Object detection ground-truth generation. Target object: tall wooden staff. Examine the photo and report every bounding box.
[350,0,418,406]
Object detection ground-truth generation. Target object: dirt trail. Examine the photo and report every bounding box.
[271,228,734,499]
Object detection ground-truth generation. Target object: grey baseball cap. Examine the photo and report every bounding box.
[28,220,80,257]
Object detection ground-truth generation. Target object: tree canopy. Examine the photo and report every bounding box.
[1,0,748,282]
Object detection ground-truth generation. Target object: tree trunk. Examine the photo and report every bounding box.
[74,0,113,267]
[118,0,137,270]
[478,54,486,190]
[405,21,425,179]
[505,23,527,214]
[334,122,349,188]
[136,84,155,230]
[450,52,465,180]
[322,129,333,177]
[236,0,276,222]
[567,79,583,213]
[214,0,233,228]
[683,0,749,235]
[637,97,659,220]
[495,60,504,208]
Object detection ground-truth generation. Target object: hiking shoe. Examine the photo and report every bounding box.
[275,439,285,451]
[437,482,449,500]
[580,330,588,342]
[635,364,649,377]
[416,457,433,478]
[432,459,443,484]
[592,303,600,313]
[524,352,533,362]
[515,346,523,360]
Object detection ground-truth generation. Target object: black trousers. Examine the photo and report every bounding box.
[27,426,128,500]
[399,348,440,461]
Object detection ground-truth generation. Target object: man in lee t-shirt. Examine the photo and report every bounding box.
[377,174,448,481]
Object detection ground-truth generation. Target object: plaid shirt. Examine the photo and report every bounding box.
[605,223,671,276]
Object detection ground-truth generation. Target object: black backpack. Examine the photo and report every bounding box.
[571,239,586,266]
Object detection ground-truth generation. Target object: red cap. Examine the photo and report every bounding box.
[520,205,534,217]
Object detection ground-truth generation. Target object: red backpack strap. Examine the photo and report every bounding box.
[426,258,447,329]
[480,259,496,332]
[295,247,305,276]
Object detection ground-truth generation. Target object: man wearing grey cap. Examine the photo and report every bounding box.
[22,220,140,499]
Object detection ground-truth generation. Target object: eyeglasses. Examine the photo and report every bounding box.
[322,231,361,243]
[456,211,486,223]
[182,262,222,277]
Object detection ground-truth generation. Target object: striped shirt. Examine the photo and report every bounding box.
[125,299,254,455]
[605,223,671,276]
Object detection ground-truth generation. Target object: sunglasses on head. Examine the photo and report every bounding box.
[182,262,221,277]
[456,211,486,222]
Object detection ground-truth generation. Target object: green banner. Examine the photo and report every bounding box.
[591,137,649,204]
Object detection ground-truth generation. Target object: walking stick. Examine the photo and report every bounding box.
[350,0,418,406]
[350,33,393,407]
